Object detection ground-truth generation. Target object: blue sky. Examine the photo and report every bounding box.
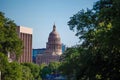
[0,0,98,48]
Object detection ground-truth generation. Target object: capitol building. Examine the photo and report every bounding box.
[36,24,62,65]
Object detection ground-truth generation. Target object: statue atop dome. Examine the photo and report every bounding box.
[53,24,56,31]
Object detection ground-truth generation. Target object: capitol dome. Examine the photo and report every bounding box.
[48,24,61,43]
[36,24,62,65]
[46,24,62,55]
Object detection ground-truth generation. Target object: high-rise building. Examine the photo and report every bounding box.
[17,26,32,63]
[36,24,62,65]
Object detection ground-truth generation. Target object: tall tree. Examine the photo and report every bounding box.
[60,46,80,79]
[61,0,120,79]
[0,12,23,60]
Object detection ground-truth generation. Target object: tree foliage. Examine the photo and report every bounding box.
[0,52,9,76]
[0,12,23,60]
[61,0,120,80]
[39,62,62,79]
[60,47,80,79]
[2,62,22,80]
[21,63,40,79]
[49,61,61,72]
[21,65,33,80]
[0,12,38,80]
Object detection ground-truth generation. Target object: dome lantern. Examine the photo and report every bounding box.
[53,24,56,31]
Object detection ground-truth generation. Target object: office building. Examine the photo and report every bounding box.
[17,26,32,63]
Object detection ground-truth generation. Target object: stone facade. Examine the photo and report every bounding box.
[10,26,32,63]
[17,26,32,63]
[36,24,62,65]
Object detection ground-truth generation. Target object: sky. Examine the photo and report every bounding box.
[0,0,98,48]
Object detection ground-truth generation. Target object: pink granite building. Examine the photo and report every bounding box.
[36,24,62,65]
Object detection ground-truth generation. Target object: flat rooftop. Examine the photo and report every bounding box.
[18,26,32,34]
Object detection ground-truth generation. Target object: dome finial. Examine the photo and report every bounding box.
[53,23,56,31]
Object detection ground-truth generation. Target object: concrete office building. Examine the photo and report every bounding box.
[17,26,32,63]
